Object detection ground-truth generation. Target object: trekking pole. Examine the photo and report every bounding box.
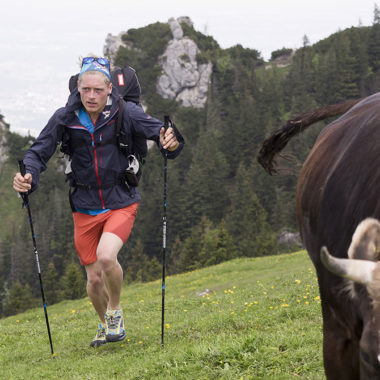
[161,116,170,348]
[18,160,55,356]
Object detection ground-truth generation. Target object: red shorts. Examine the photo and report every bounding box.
[72,203,139,266]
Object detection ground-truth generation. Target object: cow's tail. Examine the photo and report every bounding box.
[257,98,364,175]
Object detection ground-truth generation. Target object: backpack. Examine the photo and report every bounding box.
[62,65,148,162]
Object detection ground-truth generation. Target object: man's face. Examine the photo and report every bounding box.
[78,72,112,119]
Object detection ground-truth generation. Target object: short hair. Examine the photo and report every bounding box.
[77,71,111,87]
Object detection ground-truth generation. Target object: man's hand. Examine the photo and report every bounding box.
[13,172,32,193]
[160,127,179,152]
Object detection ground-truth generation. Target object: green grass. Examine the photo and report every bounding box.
[0,251,325,379]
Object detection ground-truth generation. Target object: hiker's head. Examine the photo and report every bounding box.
[78,64,112,119]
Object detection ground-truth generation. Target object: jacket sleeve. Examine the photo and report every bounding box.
[125,102,184,159]
[23,108,65,192]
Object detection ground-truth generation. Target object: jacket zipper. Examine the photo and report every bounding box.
[91,134,106,209]
[100,133,103,166]
[87,108,119,209]
[88,113,105,209]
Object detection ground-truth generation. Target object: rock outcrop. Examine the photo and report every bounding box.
[104,32,126,58]
[277,231,302,248]
[156,18,212,108]
[0,116,9,174]
[265,49,295,70]
[103,17,212,108]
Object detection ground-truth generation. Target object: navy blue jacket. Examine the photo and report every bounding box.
[24,88,184,210]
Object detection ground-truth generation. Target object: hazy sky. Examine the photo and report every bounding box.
[1,0,377,136]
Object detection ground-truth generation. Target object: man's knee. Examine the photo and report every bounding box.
[86,265,103,290]
[88,282,104,298]
[97,252,118,273]
[96,232,123,272]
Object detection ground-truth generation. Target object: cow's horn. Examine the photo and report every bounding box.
[320,246,376,285]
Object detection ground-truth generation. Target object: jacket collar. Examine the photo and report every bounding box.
[64,87,120,127]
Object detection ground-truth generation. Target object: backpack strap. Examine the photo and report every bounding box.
[115,98,132,157]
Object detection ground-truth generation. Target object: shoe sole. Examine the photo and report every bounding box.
[106,331,126,343]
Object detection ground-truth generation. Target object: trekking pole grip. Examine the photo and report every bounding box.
[164,115,169,130]
[18,159,28,202]
[18,159,26,176]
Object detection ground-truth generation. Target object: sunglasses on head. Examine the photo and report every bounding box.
[81,57,110,72]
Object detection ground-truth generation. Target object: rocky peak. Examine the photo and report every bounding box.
[104,32,126,59]
[156,18,212,108]
[103,17,212,109]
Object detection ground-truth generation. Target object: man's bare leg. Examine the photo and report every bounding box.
[96,232,124,310]
[85,261,109,323]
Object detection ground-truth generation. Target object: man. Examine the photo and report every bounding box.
[13,57,184,347]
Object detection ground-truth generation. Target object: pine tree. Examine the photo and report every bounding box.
[201,220,235,266]
[59,262,86,300]
[226,163,276,257]
[2,282,36,317]
[368,4,380,72]
[175,217,212,272]
[334,33,360,101]
[43,261,61,305]
[124,239,161,283]
[180,129,229,232]
[0,236,12,287]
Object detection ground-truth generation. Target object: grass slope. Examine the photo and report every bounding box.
[0,251,324,379]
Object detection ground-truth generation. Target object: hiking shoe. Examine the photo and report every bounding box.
[90,323,107,348]
[105,309,126,342]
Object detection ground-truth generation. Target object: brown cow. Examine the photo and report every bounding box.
[258,93,380,379]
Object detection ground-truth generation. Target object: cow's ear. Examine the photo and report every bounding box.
[348,218,380,261]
